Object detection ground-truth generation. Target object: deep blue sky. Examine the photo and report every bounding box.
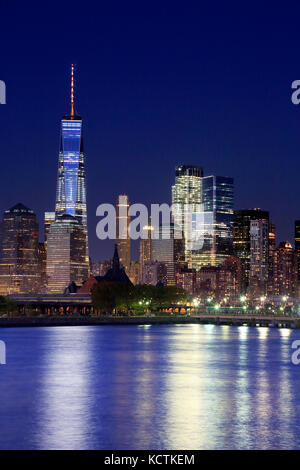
[1,1,300,260]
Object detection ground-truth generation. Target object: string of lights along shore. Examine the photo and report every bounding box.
[0,65,300,308]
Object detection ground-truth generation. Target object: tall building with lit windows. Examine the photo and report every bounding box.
[46,214,88,293]
[233,209,269,286]
[44,212,55,250]
[0,203,39,294]
[55,65,89,265]
[152,224,185,286]
[191,176,234,270]
[249,219,269,283]
[171,165,203,265]
[295,220,300,280]
[116,194,131,273]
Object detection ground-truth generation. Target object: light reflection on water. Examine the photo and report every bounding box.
[0,324,300,449]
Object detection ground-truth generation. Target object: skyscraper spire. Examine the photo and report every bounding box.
[71,64,74,118]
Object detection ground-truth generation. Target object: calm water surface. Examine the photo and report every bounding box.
[0,324,300,450]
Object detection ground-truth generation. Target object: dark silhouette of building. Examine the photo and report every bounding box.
[78,245,132,293]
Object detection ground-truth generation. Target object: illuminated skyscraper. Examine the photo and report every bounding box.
[46,215,88,293]
[172,165,203,264]
[0,203,39,294]
[55,65,88,264]
[139,222,153,281]
[249,219,269,283]
[191,176,234,269]
[233,209,269,286]
[116,194,130,273]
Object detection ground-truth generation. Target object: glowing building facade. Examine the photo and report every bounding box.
[116,194,131,273]
[46,215,88,293]
[0,203,39,294]
[191,176,234,269]
[172,165,203,265]
[55,65,89,265]
[233,209,269,286]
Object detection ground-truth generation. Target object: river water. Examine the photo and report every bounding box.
[0,324,299,450]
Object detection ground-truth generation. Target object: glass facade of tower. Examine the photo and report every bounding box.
[171,165,203,265]
[55,115,88,262]
[190,176,234,269]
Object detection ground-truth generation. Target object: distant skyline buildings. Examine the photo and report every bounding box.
[116,194,131,273]
[0,67,299,298]
[0,204,40,294]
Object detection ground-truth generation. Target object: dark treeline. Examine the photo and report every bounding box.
[91,282,188,315]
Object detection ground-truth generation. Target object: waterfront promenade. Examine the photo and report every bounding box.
[0,313,299,328]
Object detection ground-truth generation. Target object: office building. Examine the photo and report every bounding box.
[233,209,269,286]
[116,194,130,273]
[55,65,89,265]
[0,203,39,294]
[46,214,89,293]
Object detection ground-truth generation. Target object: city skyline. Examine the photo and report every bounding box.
[1,4,300,261]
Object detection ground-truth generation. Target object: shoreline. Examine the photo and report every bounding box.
[0,314,298,328]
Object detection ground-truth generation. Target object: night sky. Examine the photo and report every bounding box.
[1,1,300,260]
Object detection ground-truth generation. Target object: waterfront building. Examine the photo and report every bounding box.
[54,65,89,265]
[46,214,89,294]
[295,220,300,280]
[116,194,131,273]
[171,165,203,266]
[218,255,244,299]
[0,203,39,294]
[273,241,298,297]
[267,222,276,295]
[195,266,219,297]
[152,224,184,286]
[176,266,195,295]
[233,208,269,286]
